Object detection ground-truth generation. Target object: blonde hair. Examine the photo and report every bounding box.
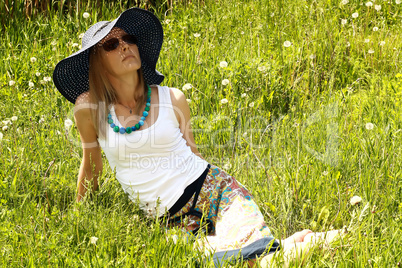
[88,45,147,139]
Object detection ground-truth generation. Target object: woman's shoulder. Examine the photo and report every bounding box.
[163,86,185,102]
[74,91,97,119]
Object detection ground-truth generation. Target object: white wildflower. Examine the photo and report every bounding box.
[52,47,56,51]
[350,195,362,205]
[36,72,41,77]
[241,93,247,98]
[309,54,316,59]
[193,33,201,38]
[29,81,34,88]
[221,79,230,86]
[11,116,17,121]
[2,126,8,131]
[89,236,98,245]
[223,163,232,170]
[352,12,359,18]
[365,39,370,43]
[30,57,37,63]
[39,117,45,124]
[341,0,349,4]
[366,1,373,7]
[379,41,385,46]
[9,80,15,86]
[83,12,90,19]
[397,0,401,4]
[219,61,228,68]
[283,41,292,47]
[347,42,351,47]
[249,102,255,108]
[241,31,245,35]
[182,83,192,91]
[186,99,191,104]
[368,49,375,54]
[341,19,348,25]
[64,119,73,129]
[258,66,267,72]
[2,120,11,125]
[374,5,381,11]
[220,98,228,104]
[51,40,57,46]
[373,27,379,31]
[44,77,52,82]
[72,43,79,48]
[365,122,374,130]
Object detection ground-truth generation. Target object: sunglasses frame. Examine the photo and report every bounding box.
[100,34,138,52]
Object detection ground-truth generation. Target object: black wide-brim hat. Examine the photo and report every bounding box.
[53,8,164,104]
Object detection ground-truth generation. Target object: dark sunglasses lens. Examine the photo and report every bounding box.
[122,35,137,45]
[103,38,119,51]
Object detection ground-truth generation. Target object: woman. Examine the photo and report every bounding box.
[53,8,341,267]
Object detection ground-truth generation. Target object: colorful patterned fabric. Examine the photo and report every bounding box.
[168,165,278,260]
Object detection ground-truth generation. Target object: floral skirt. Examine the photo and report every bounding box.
[168,165,280,265]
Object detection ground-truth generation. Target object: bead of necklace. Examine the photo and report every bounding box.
[107,84,151,134]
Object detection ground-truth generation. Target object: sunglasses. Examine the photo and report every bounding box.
[101,34,138,52]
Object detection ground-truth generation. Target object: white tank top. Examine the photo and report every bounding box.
[98,85,209,217]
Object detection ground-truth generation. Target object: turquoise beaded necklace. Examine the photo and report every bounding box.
[107,84,151,134]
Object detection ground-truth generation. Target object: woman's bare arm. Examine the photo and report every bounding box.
[169,88,204,160]
[74,93,103,202]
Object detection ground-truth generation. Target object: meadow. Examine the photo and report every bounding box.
[1,0,402,266]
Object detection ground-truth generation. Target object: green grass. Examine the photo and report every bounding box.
[1,0,402,266]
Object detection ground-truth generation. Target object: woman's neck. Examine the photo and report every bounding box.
[107,72,144,107]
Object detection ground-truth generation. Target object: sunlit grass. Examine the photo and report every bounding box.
[1,0,402,266]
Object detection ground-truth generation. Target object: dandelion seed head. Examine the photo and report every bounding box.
[341,0,349,4]
[380,41,386,46]
[83,12,90,19]
[65,119,73,129]
[396,0,401,4]
[44,77,51,82]
[182,83,192,91]
[193,33,201,38]
[220,98,228,104]
[365,39,370,43]
[283,41,292,47]
[89,236,98,245]
[352,12,359,18]
[249,102,255,108]
[219,61,228,68]
[11,116,17,121]
[221,79,230,86]
[309,54,316,59]
[186,99,191,104]
[373,27,379,31]
[29,81,34,88]
[368,48,375,54]
[9,80,15,86]
[241,93,247,98]
[350,195,362,205]
[341,19,348,25]
[366,1,373,7]
[258,66,267,72]
[374,5,381,11]
[30,57,37,63]
[365,122,374,130]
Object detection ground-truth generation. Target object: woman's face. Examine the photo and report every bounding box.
[98,27,141,78]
